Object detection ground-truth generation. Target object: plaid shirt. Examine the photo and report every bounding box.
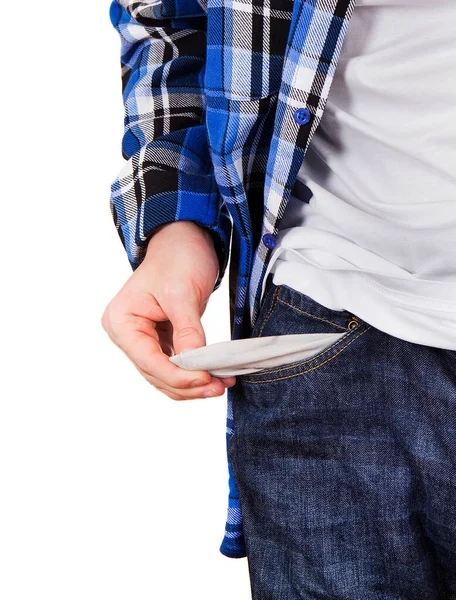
[109,0,358,559]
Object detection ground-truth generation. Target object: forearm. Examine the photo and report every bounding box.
[109,0,232,291]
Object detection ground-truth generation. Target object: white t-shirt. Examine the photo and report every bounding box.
[261,0,456,349]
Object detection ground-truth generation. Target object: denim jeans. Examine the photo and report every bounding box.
[229,276,456,599]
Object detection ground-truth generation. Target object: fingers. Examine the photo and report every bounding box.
[163,288,208,357]
[219,377,237,387]
[133,361,235,400]
[102,307,236,400]
[112,316,211,387]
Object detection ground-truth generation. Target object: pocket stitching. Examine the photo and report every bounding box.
[242,325,372,383]
[275,297,350,331]
[256,285,282,337]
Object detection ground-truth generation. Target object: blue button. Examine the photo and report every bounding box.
[262,233,277,249]
[293,108,311,125]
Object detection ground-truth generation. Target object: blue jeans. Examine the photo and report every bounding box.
[229,276,456,599]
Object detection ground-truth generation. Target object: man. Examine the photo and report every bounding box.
[102,0,456,597]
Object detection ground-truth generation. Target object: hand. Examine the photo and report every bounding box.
[101,221,236,400]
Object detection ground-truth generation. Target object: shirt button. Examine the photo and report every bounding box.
[293,107,311,125]
[262,233,277,249]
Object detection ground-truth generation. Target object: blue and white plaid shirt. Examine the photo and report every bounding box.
[109,0,358,559]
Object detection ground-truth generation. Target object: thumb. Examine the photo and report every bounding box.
[167,297,207,357]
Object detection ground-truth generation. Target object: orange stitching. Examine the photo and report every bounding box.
[275,297,349,331]
[243,326,372,383]
[257,285,281,337]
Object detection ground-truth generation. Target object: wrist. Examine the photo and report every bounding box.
[145,221,216,256]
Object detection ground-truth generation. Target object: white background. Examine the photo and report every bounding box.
[0,2,251,598]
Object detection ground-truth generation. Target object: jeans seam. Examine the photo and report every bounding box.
[242,325,372,383]
[257,285,282,337]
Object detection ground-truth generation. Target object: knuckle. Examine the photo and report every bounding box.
[101,306,111,332]
[101,300,124,335]
[173,377,200,390]
[174,325,199,339]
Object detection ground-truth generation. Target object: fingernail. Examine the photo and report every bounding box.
[203,389,218,398]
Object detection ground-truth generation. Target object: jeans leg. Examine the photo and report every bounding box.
[229,283,456,600]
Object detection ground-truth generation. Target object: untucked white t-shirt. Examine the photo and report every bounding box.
[260,0,456,350]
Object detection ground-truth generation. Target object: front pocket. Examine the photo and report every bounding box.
[168,331,347,378]
[240,284,372,382]
[241,324,371,383]
[168,284,371,380]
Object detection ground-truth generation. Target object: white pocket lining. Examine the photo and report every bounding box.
[168,332,347,378]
